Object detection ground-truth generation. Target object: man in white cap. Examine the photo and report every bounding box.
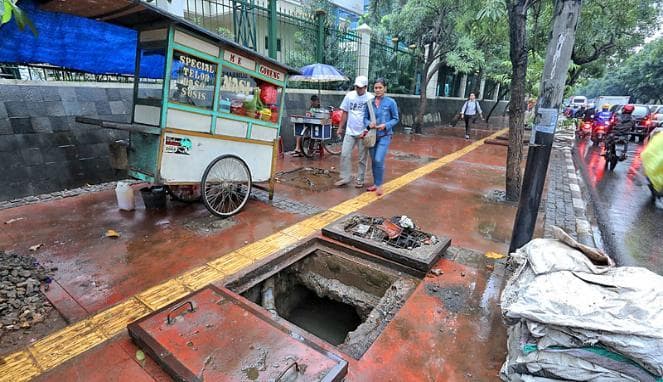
[335,75,373,187]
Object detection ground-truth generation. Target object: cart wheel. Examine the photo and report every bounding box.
[166,185,201,203]
[201,155,252,217]
[323,126,343,155]
[301,128,316,158]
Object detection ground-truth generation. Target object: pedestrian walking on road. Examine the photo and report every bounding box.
[460,92,483,140]
[362,78,399,197]
[334,76,373,187]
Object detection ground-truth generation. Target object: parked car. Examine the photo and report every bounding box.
[653,113,663,128]
[630,105,655,142]
[650,105,663,120]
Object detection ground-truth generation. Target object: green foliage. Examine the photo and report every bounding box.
[0,0,37,36]
[216,26,233,39]
[462,0,510,85]
[476,0,506,21]
[445,36,484,74]
[368,42,418,93]
[575,37,663,103]
[564,0,659,86]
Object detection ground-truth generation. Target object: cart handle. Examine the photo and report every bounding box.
[166,301,195,324]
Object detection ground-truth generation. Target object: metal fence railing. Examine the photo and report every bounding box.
[2,0,420,94]
[369,38,419,94]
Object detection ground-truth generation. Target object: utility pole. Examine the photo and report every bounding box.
[509,0,582,254]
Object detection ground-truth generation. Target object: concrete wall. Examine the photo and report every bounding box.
[0,82,507,201]
[0,82,132,201]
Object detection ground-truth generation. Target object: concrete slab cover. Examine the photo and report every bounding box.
[128,286,347,382]
[322,213,451,273]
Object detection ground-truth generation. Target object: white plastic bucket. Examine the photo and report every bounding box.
[115,182,135,211]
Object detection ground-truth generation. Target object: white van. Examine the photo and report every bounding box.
[569,96,587,110]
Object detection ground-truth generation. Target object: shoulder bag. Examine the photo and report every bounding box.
[365,100,377,148]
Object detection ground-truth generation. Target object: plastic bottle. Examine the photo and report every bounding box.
[115,182,135,211]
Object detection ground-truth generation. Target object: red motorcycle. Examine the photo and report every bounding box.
[591,120,612,146]
[576,120,592,140]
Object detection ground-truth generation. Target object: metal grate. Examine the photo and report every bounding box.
[342,215,438,250]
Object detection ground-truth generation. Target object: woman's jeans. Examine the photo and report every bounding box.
[369,134,392,187]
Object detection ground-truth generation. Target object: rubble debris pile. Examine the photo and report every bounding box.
[275,167,339,191]
[343,215,439,250]
[500,233,663,382]
[0,251,54,333]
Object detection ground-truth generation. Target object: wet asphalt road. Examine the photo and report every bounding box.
[574,138,663,274]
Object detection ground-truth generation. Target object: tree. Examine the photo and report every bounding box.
[385,0,463,133]
[510,0,582,252]
[460,0,511,119]
[504,0,531,201]
[0,0,36,36]
[575,37,663,103]
[567,0,659,86]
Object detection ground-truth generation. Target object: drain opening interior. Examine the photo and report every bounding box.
[238,248,418,359]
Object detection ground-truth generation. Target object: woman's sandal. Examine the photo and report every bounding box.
[291,151,303,157]
[366,185,377,192]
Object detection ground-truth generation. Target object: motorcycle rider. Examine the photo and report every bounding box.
[605,104,635,160]
[582,105,596,122]
[574,105,586,119]
[594,103,613,126]
[574,105,587,134]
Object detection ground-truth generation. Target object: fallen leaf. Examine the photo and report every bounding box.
[29,244,44,251]
[485,251,505,259]
[105,229,120,238]
[5,217,25,224]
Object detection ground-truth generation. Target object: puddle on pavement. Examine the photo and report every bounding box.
[275,167,339,192]
[230,241,419,359]
[389,150,436,164]
[183,215,237,235]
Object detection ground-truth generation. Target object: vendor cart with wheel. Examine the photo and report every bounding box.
[290,109,343,158]
[77,4,298,217]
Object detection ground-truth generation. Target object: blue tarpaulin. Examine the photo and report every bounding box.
[0,0,157,76]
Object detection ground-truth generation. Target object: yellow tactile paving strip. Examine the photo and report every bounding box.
[0,129,507,382]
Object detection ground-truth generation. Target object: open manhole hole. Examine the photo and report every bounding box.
[228,239,419,359]
[275,167,339,192]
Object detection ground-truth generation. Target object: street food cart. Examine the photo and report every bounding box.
[76,4,298,217]
[290,110,341,158]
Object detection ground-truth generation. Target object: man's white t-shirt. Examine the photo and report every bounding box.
[340,91,373,136]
